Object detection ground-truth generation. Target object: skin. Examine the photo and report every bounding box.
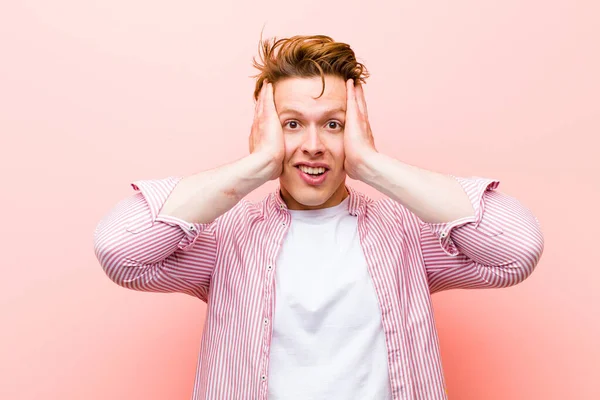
[160,72,474,225]
[251,74,474,221]
[274,75,355,210]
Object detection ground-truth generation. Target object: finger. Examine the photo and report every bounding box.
[254,90,261,119]
[356,83,368,118]
[346,79,358,116]
[257,81,267,117]
[263,82,275,116]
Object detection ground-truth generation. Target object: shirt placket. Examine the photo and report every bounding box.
[357,214,407,400]
[259,206,289,399]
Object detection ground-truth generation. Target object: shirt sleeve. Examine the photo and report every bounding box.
[420,176,545,293]
[93,176,217,301]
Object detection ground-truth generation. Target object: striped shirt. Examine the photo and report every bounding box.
[93,175,544,400]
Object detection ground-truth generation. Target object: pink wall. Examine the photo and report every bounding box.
[1,1,598,399]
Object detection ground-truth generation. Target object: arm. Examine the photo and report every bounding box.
[418,177,544,292]
[343,80,478,224]
[93,82,283,300]
[158,152,278,223]
[93,153,275,300]
[153,80,284,224]
[361,154,544,292]
[357,151,476,223]
[343,82,544,291]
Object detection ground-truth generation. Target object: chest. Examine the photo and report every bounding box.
[211,210,425,312]
[274,217,378,318]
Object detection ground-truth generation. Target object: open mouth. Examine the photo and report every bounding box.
[295,165,330,185]
[297,165,328,176]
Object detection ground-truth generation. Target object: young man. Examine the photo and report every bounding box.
[94,35,544,400]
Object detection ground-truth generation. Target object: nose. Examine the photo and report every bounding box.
[300,126,325,156]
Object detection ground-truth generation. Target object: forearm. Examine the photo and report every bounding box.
[159,152,277,224]
[358,152,474,224]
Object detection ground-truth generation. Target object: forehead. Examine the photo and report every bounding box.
[273,75,347,115]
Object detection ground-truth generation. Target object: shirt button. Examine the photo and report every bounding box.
[440,232,447,238]
[280,204,285,209]
[263,318,269,325]
[282,222,286,226]
[189,225,195,231]
[267,265,273,271]
[261,375,266,382]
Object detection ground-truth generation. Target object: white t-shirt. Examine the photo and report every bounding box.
[268,196,392,400]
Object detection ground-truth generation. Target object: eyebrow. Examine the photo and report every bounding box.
[277,107,346,117]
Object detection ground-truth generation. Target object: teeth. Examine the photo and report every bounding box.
[299,165,326,175]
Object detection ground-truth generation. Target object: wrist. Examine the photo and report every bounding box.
[353,150,383,183]
[247,151,282,181]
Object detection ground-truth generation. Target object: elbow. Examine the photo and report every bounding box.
[93,224,141,289]
[518,216,545,283]
[92,193,161,290]
[93,233,125,287]
[513,238,544,286]
[498,223,545,288]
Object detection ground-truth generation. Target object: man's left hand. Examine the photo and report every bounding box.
[343,79,378,181]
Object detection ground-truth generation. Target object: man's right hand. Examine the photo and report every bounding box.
[159,81,284,224]
[249,81,285,181]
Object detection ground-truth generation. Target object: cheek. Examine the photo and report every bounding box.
[326,137,345,164]
[283,135,299,161]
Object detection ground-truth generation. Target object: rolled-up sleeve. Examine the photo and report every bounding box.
[93,176,217,300]
[128,177,211,251]
[420,176,545,293]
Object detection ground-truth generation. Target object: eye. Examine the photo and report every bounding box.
[284,120,299,129]
[327,121,343,130]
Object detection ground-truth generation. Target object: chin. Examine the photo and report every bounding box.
[292,191,331,207]
[280,175,346,210]
[287,185,327,201]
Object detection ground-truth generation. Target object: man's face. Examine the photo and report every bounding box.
[274,75,348,210]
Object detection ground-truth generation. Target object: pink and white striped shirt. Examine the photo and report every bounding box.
[93,175,544,400]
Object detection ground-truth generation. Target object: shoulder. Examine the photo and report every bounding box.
[349,186,399,219]
[217,192,274,227]
[352,188,420,230]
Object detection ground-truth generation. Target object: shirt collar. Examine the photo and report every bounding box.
[270,183,365,217]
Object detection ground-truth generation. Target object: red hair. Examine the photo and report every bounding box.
[251,34,369,100]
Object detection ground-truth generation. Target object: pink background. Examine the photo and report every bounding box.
[1,1,598,399]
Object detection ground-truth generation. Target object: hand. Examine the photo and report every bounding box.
[249,81,285,180]
[344,79,377,181]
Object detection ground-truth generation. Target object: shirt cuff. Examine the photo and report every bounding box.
[425,175,500,256]
[130,176,211,251]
